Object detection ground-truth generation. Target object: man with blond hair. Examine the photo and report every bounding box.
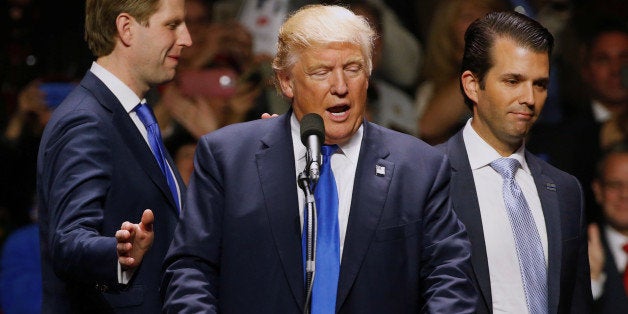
[161,4,476,313]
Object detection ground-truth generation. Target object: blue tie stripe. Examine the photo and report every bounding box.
[309,144,340,314]
[491,158,547,314]
[135,103,180,212]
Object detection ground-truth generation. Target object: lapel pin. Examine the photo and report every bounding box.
[376,164,386,176]
[545,183,556,191]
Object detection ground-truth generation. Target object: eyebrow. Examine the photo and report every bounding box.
[345,56,365,67]
[501,73,549,85]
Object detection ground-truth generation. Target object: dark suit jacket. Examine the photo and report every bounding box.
[37,71,185,313]
[592,223,628,314]
[162,112,477,313]
[526,102,602,223]
[440,130,592,313]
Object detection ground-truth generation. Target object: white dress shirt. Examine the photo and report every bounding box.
[462,119,548,313]
[290,113,362,260]
[90,62,182,283]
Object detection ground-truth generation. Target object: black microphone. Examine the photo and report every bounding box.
[300,113,325,183]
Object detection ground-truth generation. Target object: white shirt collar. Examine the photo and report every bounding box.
[462,118,530,174]
[89,61,142,113]
[290,112,362,163]
[605,225,628,249]
[604,225,628,271]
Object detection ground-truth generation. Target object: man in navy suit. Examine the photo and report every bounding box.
[162,5,476,313]
[37,0,191,312]
[588,141,628,313]
[440,11,592,313]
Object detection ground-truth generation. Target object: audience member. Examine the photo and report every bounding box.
[415,0,507,144]
[588,141,628,313]
[162,5,476,313]
[579,21,628,149]
[439,11,591,313]
[0,223,42,314]
[527,19,628,222]
[0,80,53,241]
[0,198,41,314]
[37,0,190,312]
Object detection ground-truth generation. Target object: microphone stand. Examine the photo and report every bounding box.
[298,171,317,314]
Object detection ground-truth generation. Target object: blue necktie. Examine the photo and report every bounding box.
[310,144,340,314]
[491,158,547,314]
[135,103,180,212]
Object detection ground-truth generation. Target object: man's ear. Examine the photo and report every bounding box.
[116,13,134,47]
[461,70,479,104]
[277,71,294,99]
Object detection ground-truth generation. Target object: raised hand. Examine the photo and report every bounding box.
[115,209,155,270]
[587,223,605,281]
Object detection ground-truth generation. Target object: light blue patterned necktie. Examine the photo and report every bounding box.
[310,144,340,314]
[491,158,547,314]
[135,103,180,212]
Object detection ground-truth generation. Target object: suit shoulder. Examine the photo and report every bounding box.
[200,116,282,145]
[369,122,446,160]
[527,151,581,186]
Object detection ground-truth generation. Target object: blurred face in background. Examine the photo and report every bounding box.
[594,152,628,234]
[583,31,628,106]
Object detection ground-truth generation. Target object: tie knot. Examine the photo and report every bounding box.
[623,243,628,254]
[135,103,157,128]
[490,157,521,180]
[321,145,338,158]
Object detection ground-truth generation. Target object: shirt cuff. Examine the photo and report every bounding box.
[117,262,136,285]
[590,272,606,300]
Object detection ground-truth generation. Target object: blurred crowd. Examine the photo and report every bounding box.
[0,0,626,313]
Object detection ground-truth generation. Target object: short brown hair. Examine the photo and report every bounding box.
[85,0,162,57]
[460,11,554,110]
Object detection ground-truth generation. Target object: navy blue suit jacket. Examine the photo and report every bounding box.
[440,130,592,313]
[37,71,185,313]
[162,112,477,313]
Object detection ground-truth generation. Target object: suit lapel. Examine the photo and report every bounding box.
[80,72,180,213]
[445,131,493,310]
[526,152,561,313]
[336,122,392,310]
[255,113,304,309]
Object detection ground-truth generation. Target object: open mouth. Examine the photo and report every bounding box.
[327,105,350,116]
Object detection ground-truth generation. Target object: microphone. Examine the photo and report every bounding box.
[300,113,325,183]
